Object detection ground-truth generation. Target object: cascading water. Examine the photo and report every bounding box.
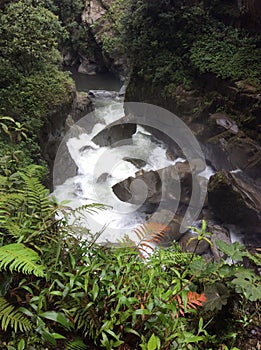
[52,92,215,244]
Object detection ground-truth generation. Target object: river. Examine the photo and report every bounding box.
[52,71,215,245]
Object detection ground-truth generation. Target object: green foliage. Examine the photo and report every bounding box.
[120,0,261,94]
[203,282,230,311]
[94,0,125,55]
[0,0,74,161]
[50,0,88,55]
[0,297,32,332]
[65,338,88,350]
[0,0,66,74]
[190,25,261,81]
[39,244,209,349]
[188,219,212,247]
[0,202,260,349]
[0,244,45,277]
[0,65,73,133]
[0,116,38,177]
[216,240,247,261]
[230,269,261,302]
[0,116,27,144]
[0,165,56,247]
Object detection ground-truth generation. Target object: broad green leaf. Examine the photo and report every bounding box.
[91,283,99,301]
[216,240,246,261]
[204,283,230,311]
[17,339,25,350]
[39,311,73,330]
[148,333,161,350]
[230,270,261,301]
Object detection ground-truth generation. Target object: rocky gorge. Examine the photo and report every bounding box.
[2,1,261,348]
[42,0,261,259]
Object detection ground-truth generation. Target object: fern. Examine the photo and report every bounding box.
[66,338,88,350]
[0,243,45,277]
[134,222,167,256]
[0,297,32,332]
[73,304,101,338]
[19,167,53,231]
[0,165,57,245]
[69,298,101,340]
[175,291,207,317]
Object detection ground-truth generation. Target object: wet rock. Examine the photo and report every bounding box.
[179,231,210,255]
[118,84,126,97]
[208,170,261,228]
[226,136,261,182]
[79,144,98,153]
[235,80,258,93]
[88,90,118,99]
[82,0,107,24]
[112,161,204,213]
[62,50,75,67]
[92,123,136,147]
[69,91,93,123]
[78,58,97,75]
[148,210,186,243]
[165,147,177,161]
[96,172,110,183]
[205,119,261,183]
[208,223,231,261]
[81,0,128,77]
[209,113,239,134]
[113,168,160,204]
[41,89,95,189]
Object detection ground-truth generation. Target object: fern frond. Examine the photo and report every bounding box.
[66,338,88,350]
[0,243,45,277]
[134,222,167,256]
[134,222,167,243]
[19,171,50,216]
[175,291,207,317]
[70,299,101,339]
[0,297,32,332]
[70,203,110,220]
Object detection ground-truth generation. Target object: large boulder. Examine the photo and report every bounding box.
[78,58,98,75]
[179,231,210,255]
[208,170,261,230]
[204,113,261,184]
[112,161,206,217]
[69,91,93,122]
[92,123,136,147]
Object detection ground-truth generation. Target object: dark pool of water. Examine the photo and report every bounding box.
[69,68,122,92]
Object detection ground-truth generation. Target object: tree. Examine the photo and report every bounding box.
[0,0,66,75]
[0,0,73,163]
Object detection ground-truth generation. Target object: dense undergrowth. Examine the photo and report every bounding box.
[0,159,260,349]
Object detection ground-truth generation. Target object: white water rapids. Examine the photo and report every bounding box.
[52,96,215,244]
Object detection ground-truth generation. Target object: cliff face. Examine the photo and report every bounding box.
[123,0,261,245]
[242,0,261,32]
[205,0,261,32]
[66,0,128,78]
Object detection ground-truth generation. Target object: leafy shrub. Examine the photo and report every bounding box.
[0,0,66,73]
[190,25,261,81]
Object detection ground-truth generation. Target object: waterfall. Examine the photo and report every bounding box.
[53,96,188,243]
